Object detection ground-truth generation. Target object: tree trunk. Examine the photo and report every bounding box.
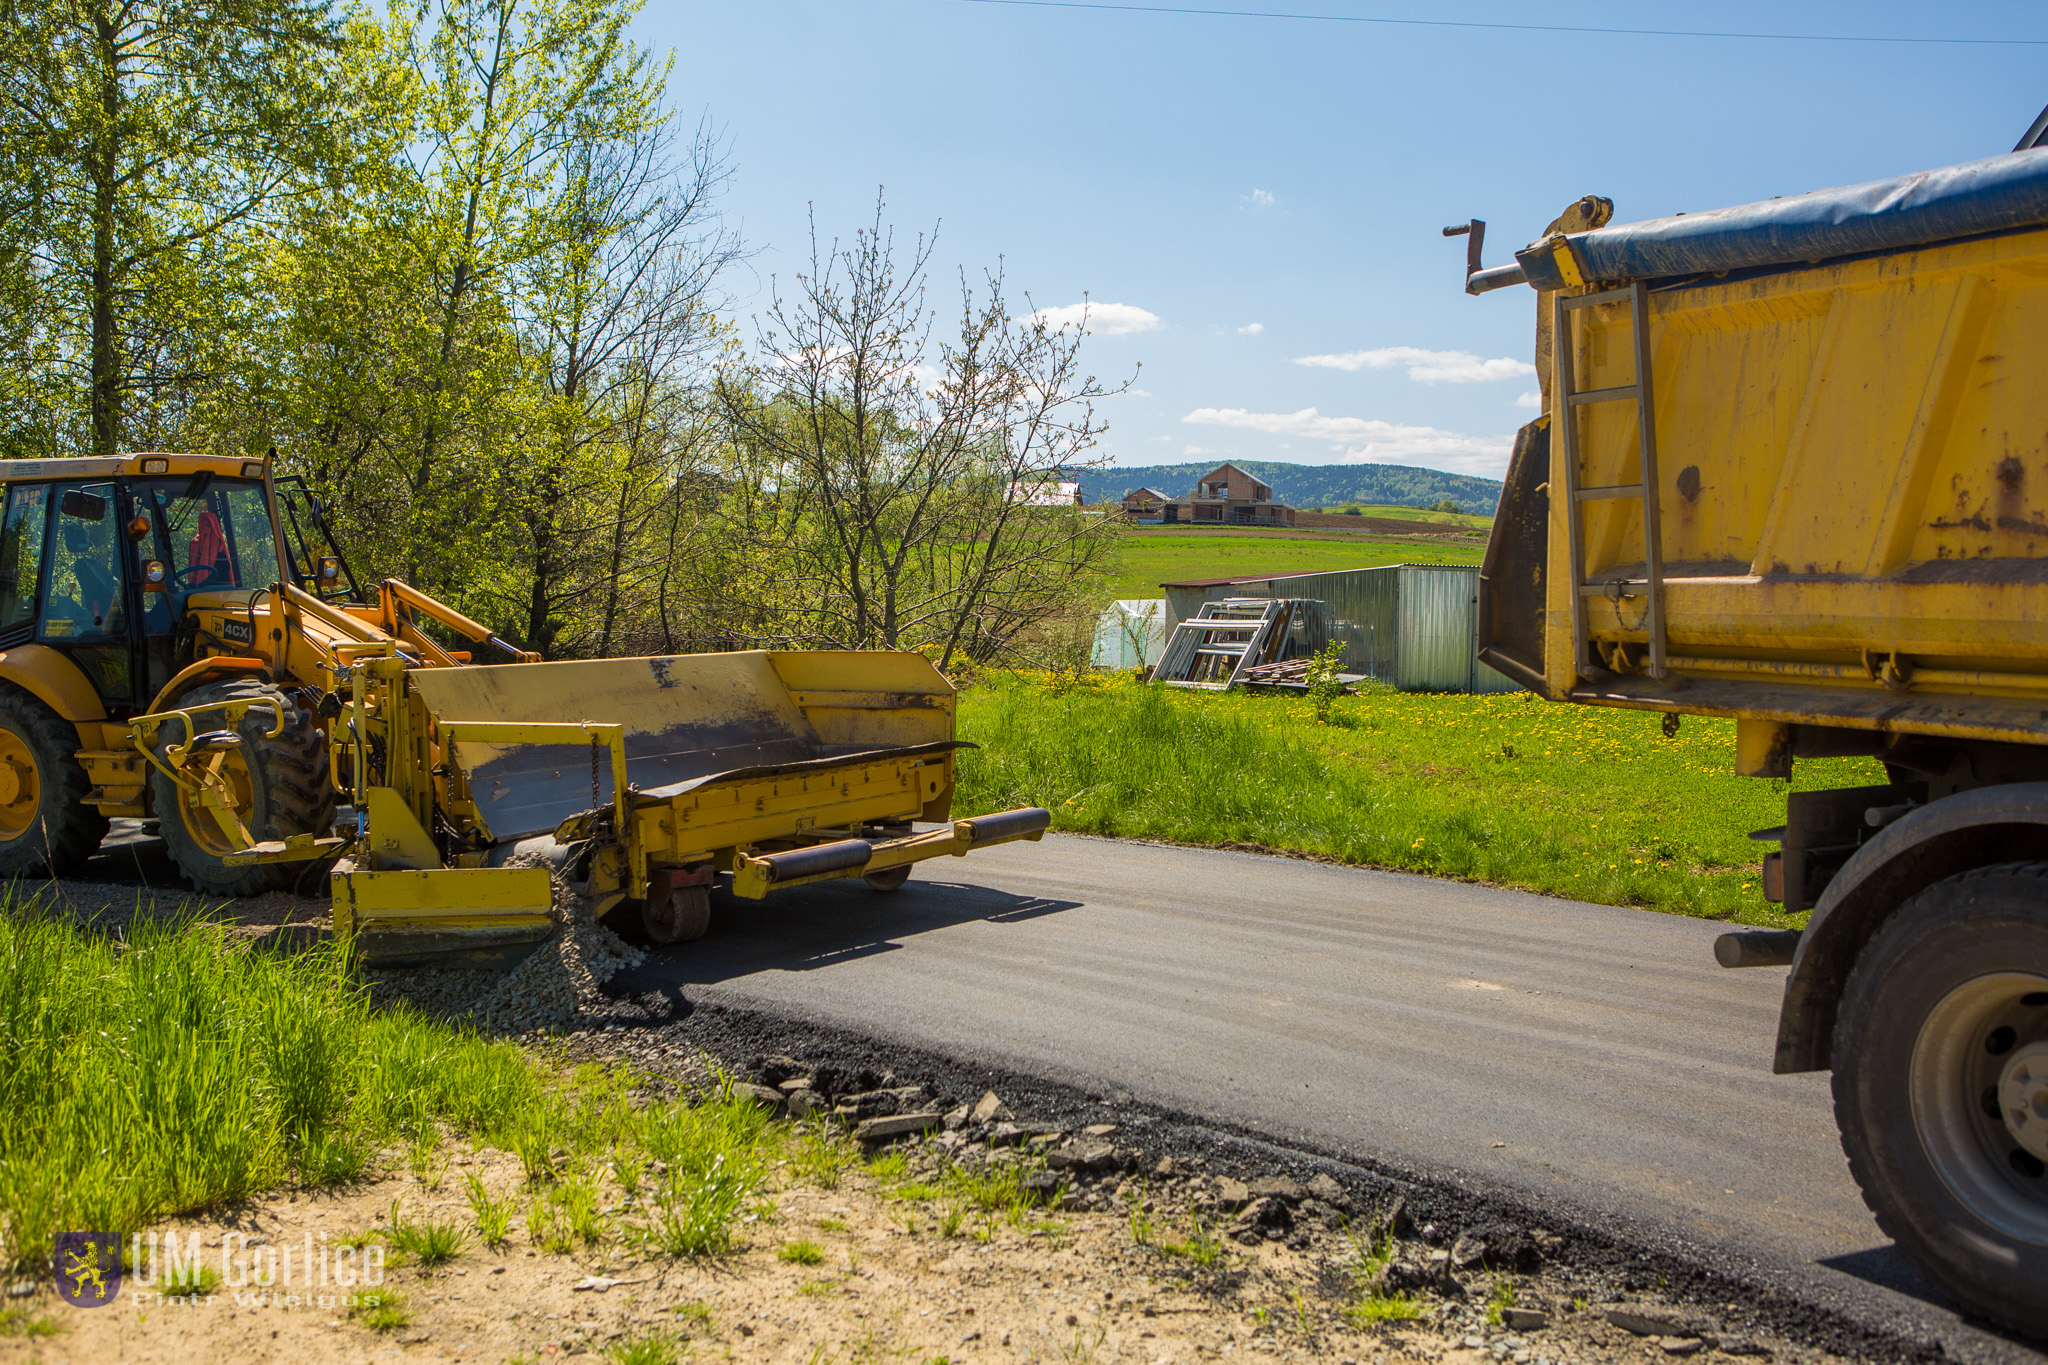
[88,5,123,456]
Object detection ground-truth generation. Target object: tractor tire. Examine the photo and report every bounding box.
[641,885,711,944]
[862,865,911,892]
[151,678,336,898]
[0,684,109,876]
[1831,862,2048,1337]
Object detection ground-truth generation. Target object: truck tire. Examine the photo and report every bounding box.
[0,684,109,876]
[151,678,335,898]
[1832,862,2048,1336]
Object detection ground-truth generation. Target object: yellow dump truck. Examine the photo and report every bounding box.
[1461,144,2048,1330]
[0,453,1047,964]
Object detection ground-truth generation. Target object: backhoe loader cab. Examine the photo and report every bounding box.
[0,452,415,893]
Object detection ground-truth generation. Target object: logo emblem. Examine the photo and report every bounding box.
[219,618,255,646]
[54,1231,121,1307]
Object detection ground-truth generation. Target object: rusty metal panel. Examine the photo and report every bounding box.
[1525,221,2048,742]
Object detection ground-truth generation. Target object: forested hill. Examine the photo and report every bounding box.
[1075,461,1504,513]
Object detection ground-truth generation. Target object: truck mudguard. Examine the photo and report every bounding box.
[1519,147,2048,288]
[1775,781,2048,1073]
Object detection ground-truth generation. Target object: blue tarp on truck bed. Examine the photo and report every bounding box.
[1517,148,2048,289]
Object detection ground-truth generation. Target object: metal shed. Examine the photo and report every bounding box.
[1160,564,1517,693]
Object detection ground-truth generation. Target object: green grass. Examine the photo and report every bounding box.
[352,1286,411,1331]
[387,1200,471,1266]
[463,1171,514,1249]
[1484,1278,1516,1326]
[1316,503,1494,529]
[637,1084,775,1257]
[1342,1228,1424,1326]
[0,906,798,1281]
[778,1239,826,1264]
[607,1333,683,1365]
[956,672,1885,925]
[1109,529,1483,599]
[157,1261,221,1297]
[0,902,543,1277]
[0,1306,62,1338]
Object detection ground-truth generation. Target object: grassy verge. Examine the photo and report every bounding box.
[956,671,1885,926]
[0,902,938,1294]
[0,904,549,1276]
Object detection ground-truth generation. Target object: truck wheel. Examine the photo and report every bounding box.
[0,685,109,876]
[151,679,335,898]
[641,885,711,944]
[1832,862,2048,1335]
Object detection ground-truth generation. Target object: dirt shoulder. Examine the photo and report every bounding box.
[0,1113,1839,1365]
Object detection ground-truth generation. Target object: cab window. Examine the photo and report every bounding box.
[40,483,126,643]
[0,484,48,634]
[136,475,278,595]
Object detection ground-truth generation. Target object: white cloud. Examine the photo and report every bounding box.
[1031,302,1162,336]
[1181,406,1512,476]
[1128,387,1152,398]
[1237,322,1264,335]
[1149,434,1174,442]
[1291,346,1535,384]
[1241,189,1276,209]
[1182,445,1216,456]
[1514,390,1542,409]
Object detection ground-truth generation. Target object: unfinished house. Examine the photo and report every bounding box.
[1119,487,1172,521]
[1174,463,1297,527]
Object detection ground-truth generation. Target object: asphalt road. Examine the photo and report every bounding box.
[605,832,2043,1363]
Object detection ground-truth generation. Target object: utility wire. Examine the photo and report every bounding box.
[941,0,2048,47]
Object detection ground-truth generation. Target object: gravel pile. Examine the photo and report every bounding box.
[365,870,644,1034]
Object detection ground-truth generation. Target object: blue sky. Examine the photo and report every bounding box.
[636,2,2048,480]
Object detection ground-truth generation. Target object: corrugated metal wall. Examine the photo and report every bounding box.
[1396,566,1478,690]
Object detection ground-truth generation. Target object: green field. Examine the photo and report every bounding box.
[956,672,1881,927]
[1316,503,1494,530]
[1109,529,1484,599]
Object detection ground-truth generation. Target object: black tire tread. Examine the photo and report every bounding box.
[0,682,110,876]
[1831,860,2048,1337]
[153,678,336,897]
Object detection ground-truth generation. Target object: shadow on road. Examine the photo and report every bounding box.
[600,873,1081,1005]
[1816,1245,1953,1307]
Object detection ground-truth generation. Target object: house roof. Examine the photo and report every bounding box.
[1197,462,1272,491]
[1123,486,1171,501]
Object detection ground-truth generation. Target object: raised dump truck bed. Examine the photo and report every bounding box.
[1470,146,2048,1334]
[1482,148,2048,756]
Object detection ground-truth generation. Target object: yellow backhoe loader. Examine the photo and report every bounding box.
[0,453,1047,961]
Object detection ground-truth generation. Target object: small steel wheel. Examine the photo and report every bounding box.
[641,885,712,944]
[862,864,912,892]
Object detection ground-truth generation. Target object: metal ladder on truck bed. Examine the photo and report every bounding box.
[1554,279,1667,680]
[1154,599,1286,688]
